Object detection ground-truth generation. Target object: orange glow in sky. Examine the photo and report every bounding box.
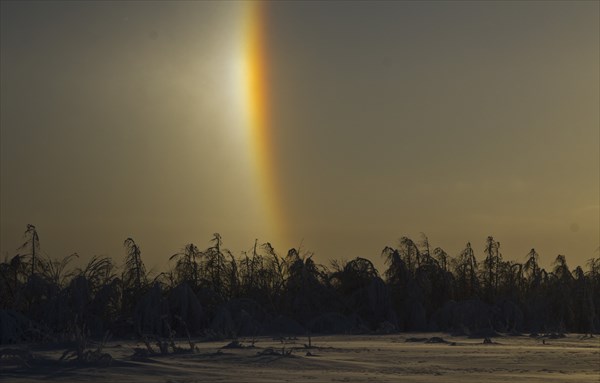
[244,1,288,248]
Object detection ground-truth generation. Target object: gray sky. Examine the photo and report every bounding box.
[1,1,598,271]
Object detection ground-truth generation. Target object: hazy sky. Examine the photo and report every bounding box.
[1,1,598,271]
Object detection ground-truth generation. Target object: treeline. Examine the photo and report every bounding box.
[1,224,598,344]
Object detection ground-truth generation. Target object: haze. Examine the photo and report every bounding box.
[1,1,598,271]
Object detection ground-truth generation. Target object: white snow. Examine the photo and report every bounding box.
[1,333,598,382]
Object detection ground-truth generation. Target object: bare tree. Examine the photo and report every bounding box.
[123,238,147,294]
[18,224,40,278]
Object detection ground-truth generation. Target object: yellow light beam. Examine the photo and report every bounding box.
[244,1,288,249]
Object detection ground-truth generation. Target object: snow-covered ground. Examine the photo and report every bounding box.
[2,333,599,382]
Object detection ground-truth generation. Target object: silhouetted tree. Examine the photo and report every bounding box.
[18,224,40,278]
[123,238,147,292]
[170,243,202,288]
[433,247,450,273]
[548,255,574,331]
[453,242,479,300]
[1,226,598,343]
[481,236,502,303]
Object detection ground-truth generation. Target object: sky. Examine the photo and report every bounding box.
[1,0,598,272]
